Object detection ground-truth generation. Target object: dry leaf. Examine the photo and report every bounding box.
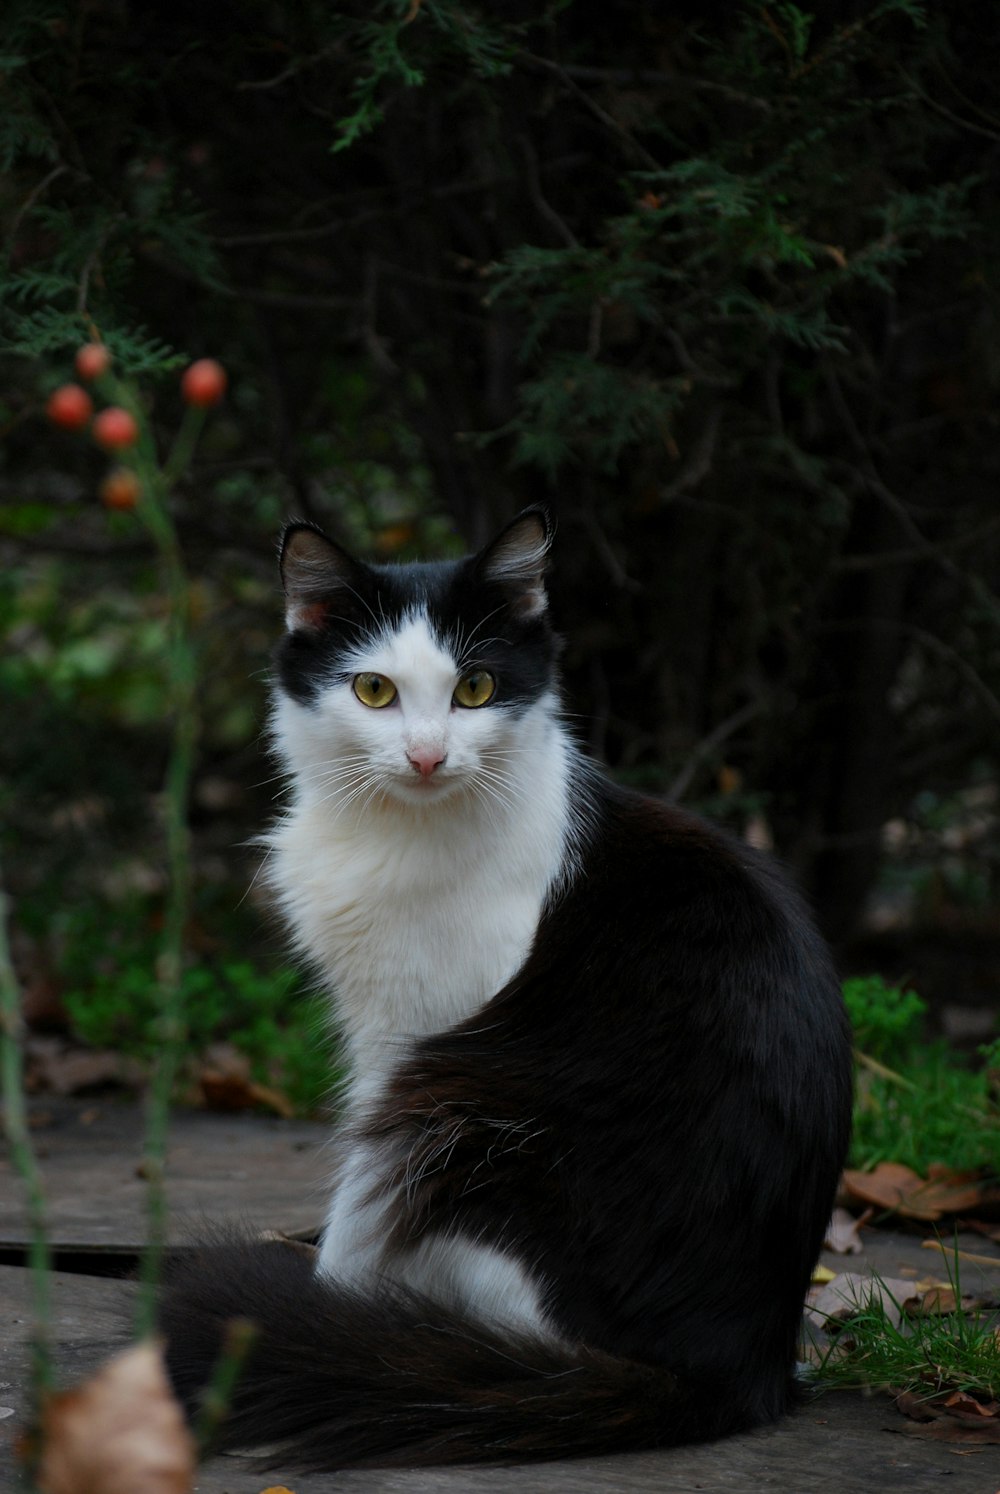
[842,1162,1000,1221]
[25,1036,145,1097]
[898,1420,1000,1444]
[896,1389,938,1422]
[199,1070,295,1118]
[943,1390,1000,1419]
[907,1286,986,1315]
[197,1042,295,1118]
[824,1206,869,1254]
[894,1385,1000,1443]
[806,1272,918,1330]
[36,1339,195,1494]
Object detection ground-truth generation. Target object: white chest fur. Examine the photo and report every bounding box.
[267,773,564,1067]
[265,689,578,1072]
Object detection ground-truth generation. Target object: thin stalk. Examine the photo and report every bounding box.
[0,864,53,1413]
[94,382,204,1336]
[134,464,200,1335]
[193,1317,258,1453]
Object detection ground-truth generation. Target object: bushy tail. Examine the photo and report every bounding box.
[159,1235,728,1470]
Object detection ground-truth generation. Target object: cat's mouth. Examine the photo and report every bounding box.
[388,768,462,804]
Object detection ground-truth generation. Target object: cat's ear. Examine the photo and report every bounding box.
[475,506,553,618]
[279,522,367,633]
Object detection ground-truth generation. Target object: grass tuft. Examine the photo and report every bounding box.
[808,1252,1000,1407]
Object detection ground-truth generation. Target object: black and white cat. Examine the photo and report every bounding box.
[162,507,852,1468]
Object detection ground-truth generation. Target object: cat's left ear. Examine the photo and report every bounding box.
[475,506,553,618]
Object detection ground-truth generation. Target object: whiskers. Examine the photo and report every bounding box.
[464,744,533,824]
[292,753,388,818]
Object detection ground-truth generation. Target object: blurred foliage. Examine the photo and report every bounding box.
[846,974,1000,1172]
[2,0,1000,1057]
[54,896,334,1114]
[843,973,928,1063]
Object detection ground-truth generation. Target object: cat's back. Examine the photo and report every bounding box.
[537,778,842,1025]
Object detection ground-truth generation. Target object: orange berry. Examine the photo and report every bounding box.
[99,468,141,511]
[92,406,139,451]
[180,358,227,407]
[75,343,112,381]
[46,383,93,431]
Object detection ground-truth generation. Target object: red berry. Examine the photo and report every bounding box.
[92,406,139,451]
[99,468,141,511]
[46,383,93,432]
[180,358,227,408]
[75,343,112,382]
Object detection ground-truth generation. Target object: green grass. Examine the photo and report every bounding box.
[809,1256,1000,1406]
[845,975,1000,1176]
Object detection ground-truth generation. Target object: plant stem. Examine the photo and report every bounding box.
[129,451,200,1337]
[0,864,53,1406]
[193,1317,258,1452]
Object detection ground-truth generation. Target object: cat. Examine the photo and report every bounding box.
[161,506,853,1469]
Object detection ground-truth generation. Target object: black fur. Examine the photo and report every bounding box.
[161,513,853,1469]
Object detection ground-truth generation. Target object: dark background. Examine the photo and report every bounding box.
[2,0,999,1038]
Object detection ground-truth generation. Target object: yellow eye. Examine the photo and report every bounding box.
[352,673,398,708]
[453,671,496,708]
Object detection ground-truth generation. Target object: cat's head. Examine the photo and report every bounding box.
[273,508,561,809]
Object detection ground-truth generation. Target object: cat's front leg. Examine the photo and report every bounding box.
[316,1140,394,1284]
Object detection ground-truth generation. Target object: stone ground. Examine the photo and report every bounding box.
[2,1097,999,1493]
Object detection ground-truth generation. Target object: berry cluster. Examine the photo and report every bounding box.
[45,349,227,510]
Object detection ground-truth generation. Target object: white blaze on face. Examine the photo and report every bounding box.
[281,608,521,808]
[353,612,455,793]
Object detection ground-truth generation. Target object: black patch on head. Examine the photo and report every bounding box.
[276,510,559,711]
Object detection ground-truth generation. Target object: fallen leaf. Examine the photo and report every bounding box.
[943,1390,1000,1419]
[824,1206,869,1254]
[893,1385,1000,1443]
[199,1070,294,1118]
[896,1389,938,1422]
[842,1163,1000,1221]
[907,1286,990,1315]
[36,1339,195,1493]
[898,1421,1000,1443]
[25,1037,145,1097]
[806,1272,918,1330]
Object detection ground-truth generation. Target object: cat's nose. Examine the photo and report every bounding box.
[407,748,446,778]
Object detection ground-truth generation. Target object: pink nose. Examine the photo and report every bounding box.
[407,748,446,778]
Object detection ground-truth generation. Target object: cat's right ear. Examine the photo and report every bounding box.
[279,522,366,633]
